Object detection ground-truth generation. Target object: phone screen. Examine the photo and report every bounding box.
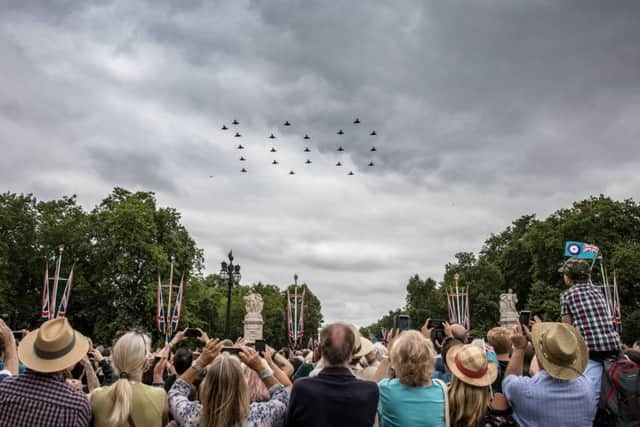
[428,319,444,329]
[185,328,202,338]
[254,340,266,353]
[221,347,241,355]
[396,315,410,331]
[519,311,531,327]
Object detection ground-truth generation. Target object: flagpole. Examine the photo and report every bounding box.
[454,273,461,324]
[293,274,298,349]
[51,246,64,319]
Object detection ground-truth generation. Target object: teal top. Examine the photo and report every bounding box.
[378,378,446,427]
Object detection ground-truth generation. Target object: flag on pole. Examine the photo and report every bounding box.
[307,336,318,350]
[41,263,50,321]
[564,241,599,259]
[297,289,305,341]
[157,276,166,334]
[170,276,184,333]
[56,265,75,318]
[381,328,390,346]
[286,290,294,346]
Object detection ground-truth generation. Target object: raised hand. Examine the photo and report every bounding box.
[196,338,223,367]
[239,346,266,373]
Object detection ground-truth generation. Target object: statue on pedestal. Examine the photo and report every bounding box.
[243,293,264,342]
[499,289,519,328]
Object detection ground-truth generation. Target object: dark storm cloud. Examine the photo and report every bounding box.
[1,0,639,324]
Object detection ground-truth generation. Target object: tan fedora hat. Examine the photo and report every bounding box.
[446,344,498,387]
[531,322,587,380]
[18,317,89,373]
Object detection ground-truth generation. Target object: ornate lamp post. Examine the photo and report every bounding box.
[220,251,241,338]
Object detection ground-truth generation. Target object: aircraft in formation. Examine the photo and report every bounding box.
[220,117,378,175]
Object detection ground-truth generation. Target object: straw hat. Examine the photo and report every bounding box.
[446,344,498,387]
[531,322,587,380]
[18,317,90,373]
[349,324,374,359]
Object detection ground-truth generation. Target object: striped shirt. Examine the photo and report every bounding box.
[561,282,620,352]
[0,370,90,427]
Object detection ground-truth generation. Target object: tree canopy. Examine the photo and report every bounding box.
[0,188,323,348]
[363,195,640,344]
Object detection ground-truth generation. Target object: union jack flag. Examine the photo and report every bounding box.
[56,266,74,318]
[41,264,50,321]
[170,276,184,333]
[381,328,390,345]
[157,276,166,334]
[583,243,600,255]
[307,336,318,350]
[297,289,305,340]
[287,290,294,344]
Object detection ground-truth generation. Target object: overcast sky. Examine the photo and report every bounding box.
[1,1,639,326]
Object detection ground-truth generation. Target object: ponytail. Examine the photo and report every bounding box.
[109,378,133,425]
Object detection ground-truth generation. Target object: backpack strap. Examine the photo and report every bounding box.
[433,378,450,427]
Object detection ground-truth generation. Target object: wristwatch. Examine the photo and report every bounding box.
[259,368,274,380]
[191,361,206,375]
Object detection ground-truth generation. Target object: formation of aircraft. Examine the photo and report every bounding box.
[220,117,379,175]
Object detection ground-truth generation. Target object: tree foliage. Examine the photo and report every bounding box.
[0,188,323,348]
[364,195,640,344]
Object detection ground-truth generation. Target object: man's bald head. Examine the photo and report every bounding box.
[319,323,356,366]
[451,324,467,341]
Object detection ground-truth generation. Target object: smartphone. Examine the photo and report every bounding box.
[254,339,266,353]
[395,314,410,331]
[221,347,241,355]
[185,328,202,338]
[427,319,445,329]
[431,329,445,344]
[519,311,531,327]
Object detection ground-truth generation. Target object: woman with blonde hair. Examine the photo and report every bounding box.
[374,330,448,427]
[446,344,497,427]
[169,339,290,427]
[90,331,167,426]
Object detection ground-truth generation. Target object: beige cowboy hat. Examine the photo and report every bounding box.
[531,322,587,380]
[446,343,498,387]
[18,317,90,373]
[349,324,374,359]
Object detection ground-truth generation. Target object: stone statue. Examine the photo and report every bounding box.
[244,293,263,320]
[499,289,519,328]
[243,293,264,342]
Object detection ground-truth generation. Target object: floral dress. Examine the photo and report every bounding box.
[168,378,289,427]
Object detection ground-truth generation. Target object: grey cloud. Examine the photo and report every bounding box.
[1,0,639,325]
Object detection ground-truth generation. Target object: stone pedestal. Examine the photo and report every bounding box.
[243,319,263,343]
[243,293,264,343]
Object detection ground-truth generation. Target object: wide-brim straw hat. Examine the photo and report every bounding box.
[349,324,374,359]
[531,322,587,380]
[18,317,89,373]
[446,343,498,387]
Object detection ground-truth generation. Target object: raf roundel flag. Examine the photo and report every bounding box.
[564,241,599,259]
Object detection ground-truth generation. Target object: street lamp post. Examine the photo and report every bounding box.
[220,251,241,338]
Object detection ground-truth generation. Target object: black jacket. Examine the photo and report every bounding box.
[286,366,379,427]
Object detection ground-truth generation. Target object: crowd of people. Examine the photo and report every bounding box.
[0,258,638,426]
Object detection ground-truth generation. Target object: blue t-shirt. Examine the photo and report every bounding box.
[378,378,446,427]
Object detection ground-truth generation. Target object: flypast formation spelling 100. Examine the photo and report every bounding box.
[217,118,379,176]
